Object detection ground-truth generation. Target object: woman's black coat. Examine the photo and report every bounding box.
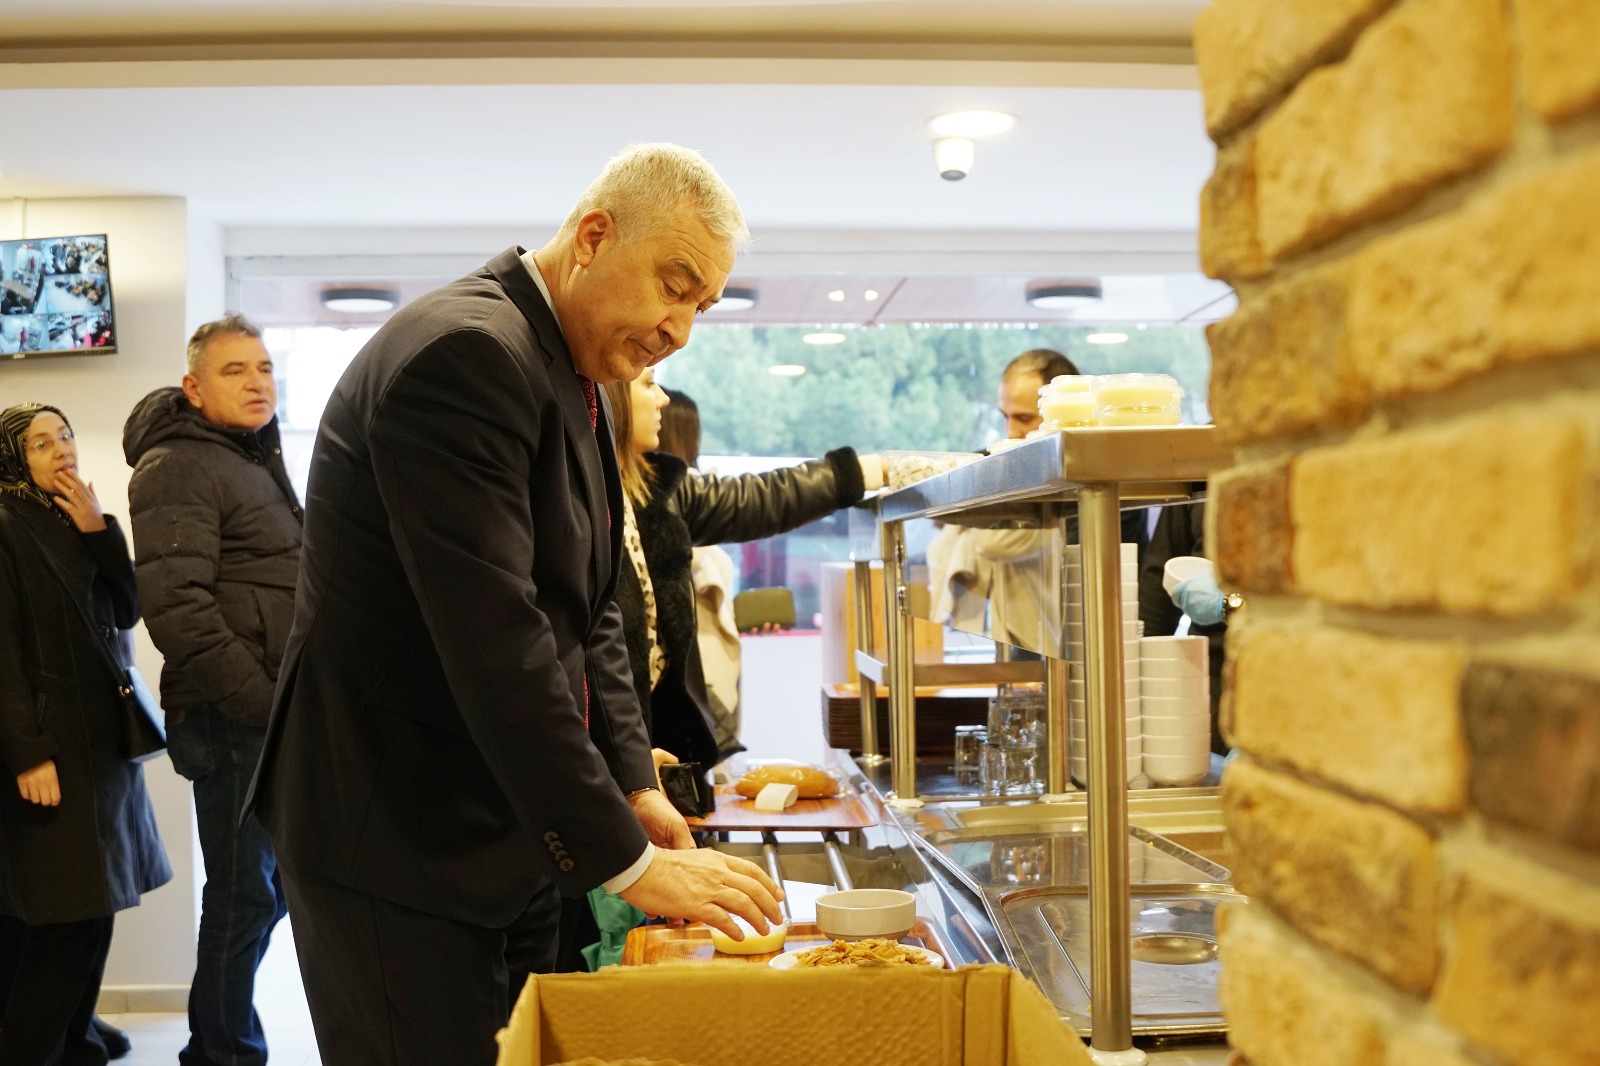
[0,499,172,924]
[614,449,865,770]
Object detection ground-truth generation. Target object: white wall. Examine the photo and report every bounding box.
[1,195,200,1000]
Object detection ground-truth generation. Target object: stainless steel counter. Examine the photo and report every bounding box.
[709,754,1234,1062]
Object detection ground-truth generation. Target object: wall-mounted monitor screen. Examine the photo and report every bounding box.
[0,234,117,358]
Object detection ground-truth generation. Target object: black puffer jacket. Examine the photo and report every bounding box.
[616,449,865,769]
[123,388,303,726]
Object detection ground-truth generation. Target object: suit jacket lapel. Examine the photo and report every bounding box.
[486,247,616,611]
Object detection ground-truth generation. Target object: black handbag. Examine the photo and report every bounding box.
[13,510,167,762]
[659,761,716,818]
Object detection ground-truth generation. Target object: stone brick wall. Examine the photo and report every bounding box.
[1193,1,1600,1063]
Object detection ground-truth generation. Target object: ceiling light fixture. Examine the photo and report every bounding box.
[1086,332,1130,345]
[769,364,807,377]
[827,289,845,302]
[933,137,975,181]
[802,332,848,346]
[712,283,757,312]
[322,286,399,313]
[928,110,1016,138]
[1025,279,1103,310]
[864,289,880,301]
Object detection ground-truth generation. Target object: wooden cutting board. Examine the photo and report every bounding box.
[621,919,954,968]
[685,782,878,831]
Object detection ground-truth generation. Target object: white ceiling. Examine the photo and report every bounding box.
[0,82,1214,232]
[0,0,1220,307]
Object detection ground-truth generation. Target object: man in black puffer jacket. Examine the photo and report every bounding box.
[123,314,301,1066]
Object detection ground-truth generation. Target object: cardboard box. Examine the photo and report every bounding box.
[496,963,1091,1066]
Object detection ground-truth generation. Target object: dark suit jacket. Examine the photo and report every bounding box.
[249,247,655,927]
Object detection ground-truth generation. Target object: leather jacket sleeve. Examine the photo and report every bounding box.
[673,447,866,547]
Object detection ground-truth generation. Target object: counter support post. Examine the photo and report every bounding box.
[852,559,887,766]
[882,522,922,806]
[1044,656,1071,797]
[1079,484,1140,1061]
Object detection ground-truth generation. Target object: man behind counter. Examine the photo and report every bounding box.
[247,143,783,1065]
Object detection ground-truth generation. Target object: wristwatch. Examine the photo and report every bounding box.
[1221,591,1245,620]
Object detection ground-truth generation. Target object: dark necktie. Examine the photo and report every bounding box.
[578,376,600,727]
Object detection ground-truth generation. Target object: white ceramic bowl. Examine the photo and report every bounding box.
[1162,556,1215,597]
[1142,733,1212,757]
[1142,676,1209,699]
[1140,657,1208,679]
[1144,753,1210,787]
[814,889,917,941]
[1139,635,1209,665]
[1141,694,1209,716]
[1069,678,1141,701]
[1069,756,1143,783]
[708,917,791,955]
[1066,620,1142,643]
[1140,713,1212,738]
[1069,736,1142,758]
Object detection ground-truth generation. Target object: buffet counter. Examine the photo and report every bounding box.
[688,752,1233,1064]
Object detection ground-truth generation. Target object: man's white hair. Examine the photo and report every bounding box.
[557,143,748,249]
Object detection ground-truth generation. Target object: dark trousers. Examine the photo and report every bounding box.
[0,915,113,1066]
[167,705,288,1066]
[280,863,561,1066]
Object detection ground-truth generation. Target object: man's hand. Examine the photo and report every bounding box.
[17,760,61,806]
[628,787,693,850]
[619,847,784,941]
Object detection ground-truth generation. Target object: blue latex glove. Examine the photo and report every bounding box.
[1172,571,1226,626]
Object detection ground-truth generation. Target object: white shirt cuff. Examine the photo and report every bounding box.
[601,843,655,895]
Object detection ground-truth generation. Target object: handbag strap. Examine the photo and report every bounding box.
[1,500,133,690]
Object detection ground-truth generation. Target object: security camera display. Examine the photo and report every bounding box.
[0,235,117,357]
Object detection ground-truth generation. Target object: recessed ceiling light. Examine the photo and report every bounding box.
[928,110,1016,138]
[712,283,757,312]
[827,289,845,302]
[322,286,398,313]
[802,332,848,346]
[1025,279,1102,310]
[769,364,807,377]
[864,289,880,301]
[1086,332,1129,345]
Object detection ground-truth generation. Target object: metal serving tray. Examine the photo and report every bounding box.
[915,821,1230,896]
[988,883,1246,1037]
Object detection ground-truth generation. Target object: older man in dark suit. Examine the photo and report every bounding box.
[248,143,782,1065]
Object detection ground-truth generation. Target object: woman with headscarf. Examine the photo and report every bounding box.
[0,403,171,1065]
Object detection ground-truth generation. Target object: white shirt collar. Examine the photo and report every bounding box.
[518,248,563,336]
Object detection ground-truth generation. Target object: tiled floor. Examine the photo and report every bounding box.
[104,917,321,1065]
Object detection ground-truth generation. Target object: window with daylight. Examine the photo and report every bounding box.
[234,263,1226,631]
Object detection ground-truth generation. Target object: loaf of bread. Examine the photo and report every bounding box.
[733,764,840,800]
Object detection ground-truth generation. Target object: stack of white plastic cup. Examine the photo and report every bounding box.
[1138,635,1211,786]
[1064,544,1142,786]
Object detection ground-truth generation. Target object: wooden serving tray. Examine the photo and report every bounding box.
[620,918,954,969]
[685,783,879,832]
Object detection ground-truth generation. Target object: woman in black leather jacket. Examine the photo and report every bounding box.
[601,371,881,772]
